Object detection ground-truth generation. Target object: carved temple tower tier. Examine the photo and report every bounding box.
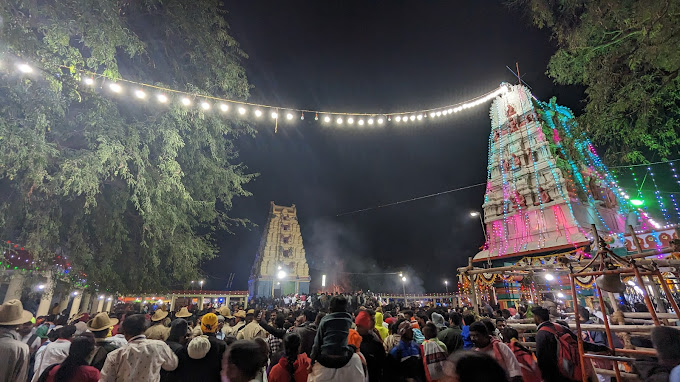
[249,202,311,297]
[474,84,630,263]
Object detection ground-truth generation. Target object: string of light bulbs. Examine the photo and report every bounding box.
[3,58,511,128]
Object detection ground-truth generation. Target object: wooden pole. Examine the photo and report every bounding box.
[654,269,680,320]
[467,258,480,314]
[632,261,661,325]
[508,323,678,332]
[459,257,680,275]
[595,284,622,382]
[569,272,589,382]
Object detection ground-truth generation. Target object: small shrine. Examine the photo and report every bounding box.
[248,202,310,297]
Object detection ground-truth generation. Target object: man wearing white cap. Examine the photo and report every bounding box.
[0,299,33,382]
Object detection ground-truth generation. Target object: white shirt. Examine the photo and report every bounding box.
[21,330,42,353]
[0,328,30,382]
[100,335,178,382]
[32,338,71,382]
[478,340,522,379]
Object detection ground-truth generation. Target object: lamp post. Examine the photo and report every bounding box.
[273,268,287,297]
[400,274,407,305]
[444,280,449,294]
[469,212,488,242]
[199,280,204,291]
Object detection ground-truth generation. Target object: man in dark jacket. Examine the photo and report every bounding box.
[634,326,680,382]
[293,309,321,356]
[437,312,464,354]
[533,307,609,382]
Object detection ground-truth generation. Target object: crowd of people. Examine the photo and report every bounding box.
[1,291,679,382]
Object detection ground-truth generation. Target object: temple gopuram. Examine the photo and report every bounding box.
[248,202,310,297]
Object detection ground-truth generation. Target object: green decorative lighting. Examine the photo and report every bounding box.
[630,199,645,206]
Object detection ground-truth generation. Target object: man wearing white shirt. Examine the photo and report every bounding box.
[32,324,76,381]
[100,314,178,382]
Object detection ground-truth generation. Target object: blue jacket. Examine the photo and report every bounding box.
[461,325,474,349]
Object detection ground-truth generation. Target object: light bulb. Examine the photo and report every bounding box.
[134,90,146,99]
[84,78,94,86]
[324,116,331,123]
[347,117,354,124]
[417,115,423,120]
[271,112,278,119]
[254,109,262,117]
[17,63,33,73]
[368,118,374,125]
[409,115,416,121]
[219,103,229,112]
[156,94,168,103]
[448,108,453,113]
[436,111,442,117]
[286,113,294,120]
[336,117,343,124]
[395,116,402,122]
[429,112,436,118]
[238,107,246,115]
[358,119,365,125]
[201,102,211,110]
[109,83,122,93]
[377,118,384,124]
[544,273,555,281]
[181,97,191,106]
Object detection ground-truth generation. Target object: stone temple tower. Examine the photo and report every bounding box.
[248,202,310,297]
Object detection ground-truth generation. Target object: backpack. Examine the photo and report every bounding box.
[37,364,58,382]
[508,341,542,382]
[539,323,592,381]
[91,342,120,370]
[421,340,447,381]
[395,344,427,382]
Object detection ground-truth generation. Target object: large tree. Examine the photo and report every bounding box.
[514,0,680,164]
[0,0,254,293]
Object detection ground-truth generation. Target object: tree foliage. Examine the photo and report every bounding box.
[0,0,255,293]
[514,0,680,164]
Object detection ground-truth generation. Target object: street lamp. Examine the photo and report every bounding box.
[469,212,488,242]
[199,280,204,291]
[401,276,407,305]
[444,280,449,294]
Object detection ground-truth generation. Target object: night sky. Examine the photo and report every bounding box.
[203,1,585,293]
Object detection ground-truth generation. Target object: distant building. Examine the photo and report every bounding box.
[248,202,310,297]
